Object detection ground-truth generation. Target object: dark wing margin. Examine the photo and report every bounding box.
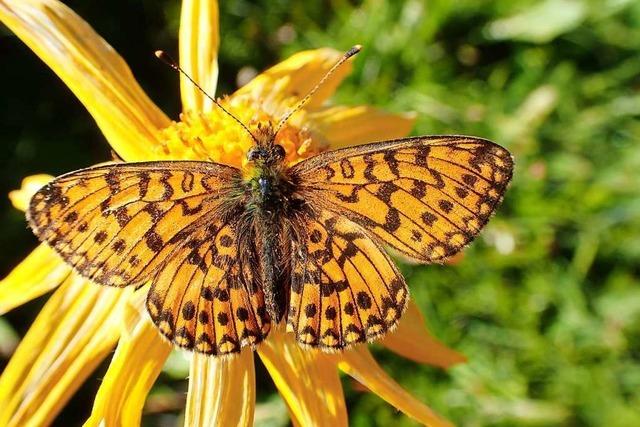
[289,135,513,263]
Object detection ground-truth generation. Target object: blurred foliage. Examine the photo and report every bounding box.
[1,0,639,426]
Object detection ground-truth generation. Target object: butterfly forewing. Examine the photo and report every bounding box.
[288,206,408,349]
[291,136,513,262]
[28,161,240,287]
[146,218,271,355]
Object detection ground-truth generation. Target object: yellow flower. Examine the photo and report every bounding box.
[0,0,465,425]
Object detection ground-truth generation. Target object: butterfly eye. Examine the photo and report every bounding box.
[272,144,286,160]
[247,148,259,162]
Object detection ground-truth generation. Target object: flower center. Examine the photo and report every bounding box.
[158,97,324,169]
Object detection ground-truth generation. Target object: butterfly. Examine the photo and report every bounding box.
[26,46,513,356]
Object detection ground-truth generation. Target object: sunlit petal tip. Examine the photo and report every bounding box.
[337,347,454,427]
[0,0,171,162]
[8,174,53,212]
[233,47,354,116]
[381,302,467,368]
[185,347,255,426]
[258,329,348,426]
[310,106,417,148]
[179,0,220,112]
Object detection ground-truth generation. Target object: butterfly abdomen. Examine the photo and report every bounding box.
[253,219,290,323]
[244,165,298,323]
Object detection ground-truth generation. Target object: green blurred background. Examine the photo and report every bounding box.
[1,0,639,425]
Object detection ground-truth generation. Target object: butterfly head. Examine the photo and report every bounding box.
[246,121,286,166]
[156,47,361,169]
[246,143,286,166]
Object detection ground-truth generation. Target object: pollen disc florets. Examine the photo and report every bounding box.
[159,96,324,169]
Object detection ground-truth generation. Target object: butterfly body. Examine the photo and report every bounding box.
[27,133,513,356]
[241,133,299,323]
[247,163,292,211]
[246,176,292,324]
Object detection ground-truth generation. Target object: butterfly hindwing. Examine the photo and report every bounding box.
[146,219,271,355]
[290,136,513,262]
[288,206,408,349]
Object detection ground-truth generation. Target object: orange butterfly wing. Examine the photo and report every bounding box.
[288,206,408,349]
[28,161,270,355]
[290,136,513,262]
[145,219,271,355]
[28,161,238,286]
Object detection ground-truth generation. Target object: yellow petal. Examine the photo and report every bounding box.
[309,105,416,148]
[0,243,70,315]
[8,174,52,212]
[258,329,348,426]
[233,48,352,117]
[86,290,171,427]
[0,275,129,427]
[0,0,170,162]
[381,301,467,368]
[179,0,220,112]
[336,347,453,427]
[185,349,255,427]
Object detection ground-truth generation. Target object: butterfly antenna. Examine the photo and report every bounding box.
[155,50,259,145]
[273,44,362,137]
